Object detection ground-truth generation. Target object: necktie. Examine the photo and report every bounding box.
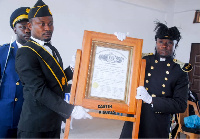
[44,43,63,68]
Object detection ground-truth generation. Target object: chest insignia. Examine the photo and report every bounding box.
[62,77,66,85]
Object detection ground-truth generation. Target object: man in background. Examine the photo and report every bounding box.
[0,7,31,138]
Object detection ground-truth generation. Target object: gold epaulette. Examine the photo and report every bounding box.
[142,53,154,58]
[173,59,193,72]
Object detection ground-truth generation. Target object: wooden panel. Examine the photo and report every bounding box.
[194,65,200,76]
[191,79,200,91]
[64,49,82,139]
[189,43,200,99]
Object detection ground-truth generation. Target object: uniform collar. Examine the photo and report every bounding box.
[30,36,52,46]
[16,40,22,48]
[155,53,173,62]
[30,36,52,47]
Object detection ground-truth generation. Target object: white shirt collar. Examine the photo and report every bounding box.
[30,36,52,46]
[30,36,54,56]
[31,36,45,46]
[16,40,22,48]
[160,57,166,61]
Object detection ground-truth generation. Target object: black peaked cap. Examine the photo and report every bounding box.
[28,0,52,19]
[10,7,30,29]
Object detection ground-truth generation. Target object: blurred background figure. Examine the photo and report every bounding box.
[0,7,30,138]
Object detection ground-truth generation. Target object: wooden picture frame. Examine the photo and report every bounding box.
[64,30,145,139]
[74,30,143,114]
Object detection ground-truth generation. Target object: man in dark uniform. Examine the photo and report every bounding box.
[15,0,92,138]
[0,7,31,138]
[120,22,192,138]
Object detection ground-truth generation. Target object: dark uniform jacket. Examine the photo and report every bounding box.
[120,53,190,138]
[15,39,74,132]
[0,41,23,136]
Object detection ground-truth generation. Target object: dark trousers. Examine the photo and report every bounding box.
[0,126,17,138]
[120,121,133,138]
[17,128,61,138]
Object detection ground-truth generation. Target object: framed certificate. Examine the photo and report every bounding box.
[74,30,143,114]
[86,41,132,104]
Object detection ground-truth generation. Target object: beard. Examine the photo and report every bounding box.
[44,38,51,42]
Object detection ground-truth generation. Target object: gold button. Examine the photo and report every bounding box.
[16,82,19,85]
[165,77,168,81]
[166,71,169,74]
[15,98,18,101]
[167,63,170,67]
[162,84,166,87]
[162,91,165,95]
[146,80,149,83]
[152,94,156,97]
[148,73,151,76]
[151,66,154,69]
[146,87,148,91]
[155,60,158,63]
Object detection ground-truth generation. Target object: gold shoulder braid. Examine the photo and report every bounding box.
[142,53,154,58]
[173,59,193,72]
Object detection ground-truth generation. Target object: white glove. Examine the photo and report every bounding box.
[69,54,76,69]
[114,32,129,41]
[61,121,66,133]
[70,106,93,129]
[71,106,92,119]
[136,86,152,104]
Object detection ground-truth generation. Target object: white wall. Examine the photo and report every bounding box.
[174,0,200,63]
[0,0,196,67]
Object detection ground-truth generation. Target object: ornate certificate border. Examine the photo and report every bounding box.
[85,40,133,104]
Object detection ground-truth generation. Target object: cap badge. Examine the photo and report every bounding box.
[26,8,30,13]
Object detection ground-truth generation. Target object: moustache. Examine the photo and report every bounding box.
[23,33,31,38]
[43,31,52,36]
